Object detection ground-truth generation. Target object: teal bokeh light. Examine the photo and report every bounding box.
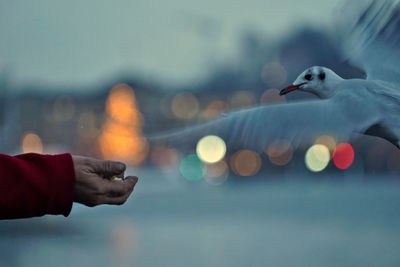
[179,154,207,181]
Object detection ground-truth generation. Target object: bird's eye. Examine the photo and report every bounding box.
[304,74,312,81]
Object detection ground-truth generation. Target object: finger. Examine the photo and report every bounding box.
[104,176,138,197]
[104,176,138,205]
[91,159,126,178]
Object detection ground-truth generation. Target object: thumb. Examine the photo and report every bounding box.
[93,159,126,178]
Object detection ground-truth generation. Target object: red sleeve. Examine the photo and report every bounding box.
[0,153,75,219]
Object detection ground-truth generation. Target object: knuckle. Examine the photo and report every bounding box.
[99,160,110,174]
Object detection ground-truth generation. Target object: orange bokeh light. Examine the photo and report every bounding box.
[98,84,149,166]
[201,100,229,119]
[229,91,256,109]
[22,132,43,154]
[315,135,337,155]
[206,160,228,178]
[230,150,262,176]
[171,92,199,120]
[106,84,142,124]
[264,140,293,166]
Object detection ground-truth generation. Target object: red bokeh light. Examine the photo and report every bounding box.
[332,143,354,170]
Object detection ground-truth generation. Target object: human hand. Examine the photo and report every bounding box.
[72,155,138,207]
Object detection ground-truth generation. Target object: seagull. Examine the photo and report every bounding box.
[150,0,400,150]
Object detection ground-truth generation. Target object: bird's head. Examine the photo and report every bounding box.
[280,66,343,99]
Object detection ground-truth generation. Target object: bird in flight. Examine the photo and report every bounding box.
[150,0,400,151]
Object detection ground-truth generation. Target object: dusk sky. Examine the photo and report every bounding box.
[0,0,343,88]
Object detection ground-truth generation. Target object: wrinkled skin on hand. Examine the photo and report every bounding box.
[72,156,138,207]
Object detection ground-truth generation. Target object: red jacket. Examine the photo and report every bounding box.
[0,153,75,219]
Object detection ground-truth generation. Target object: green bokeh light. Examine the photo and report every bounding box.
[179,154,207,181]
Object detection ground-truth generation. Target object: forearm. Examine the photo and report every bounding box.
[0,153,75,219]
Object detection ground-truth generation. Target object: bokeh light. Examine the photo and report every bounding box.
[305,144,330,172]
[264,139,293,166]
[229,90,256,109]
[179,154,207,181]
[230,150,262,176]
[206,160,228,178]
[332,143,354,170]
[314,135,337,155]
[171,92,199,120]
[98,84,149,166]
[201,100,229,119]
[261,62,287,88]
[151,144,178,172]
[260,89,286,105]
[196,135,226,164]
[22,132,43,153]
[205,160,229,185]
[106,84,139,124]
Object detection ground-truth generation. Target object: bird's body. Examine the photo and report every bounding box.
[334,78,400,147]
[149,0,400,151]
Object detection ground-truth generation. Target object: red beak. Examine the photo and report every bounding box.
[279,83,306,96]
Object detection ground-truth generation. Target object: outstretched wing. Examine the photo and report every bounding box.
[148,95,379,151]
[338,0,400,85]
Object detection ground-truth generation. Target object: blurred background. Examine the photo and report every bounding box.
[1,0,400,266]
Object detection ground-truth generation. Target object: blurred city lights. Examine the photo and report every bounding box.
[206,160,228,178]
[261,62,287,88]
[179,154,207,181]
[230,150,262,176]
[205,160,229,185]
[332,143,354,170]
[260,89,286,105]
[150,144,178,172]
[106,84,139,124]
[305,144,330,172]
[314,135,337,155]
[171,92,199,120]
[264,139,293,166]
[22,132,43,153]
[229,90,256,109]
[196,135,226,163]
[201,100,229,119]
[98,84,149,166]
